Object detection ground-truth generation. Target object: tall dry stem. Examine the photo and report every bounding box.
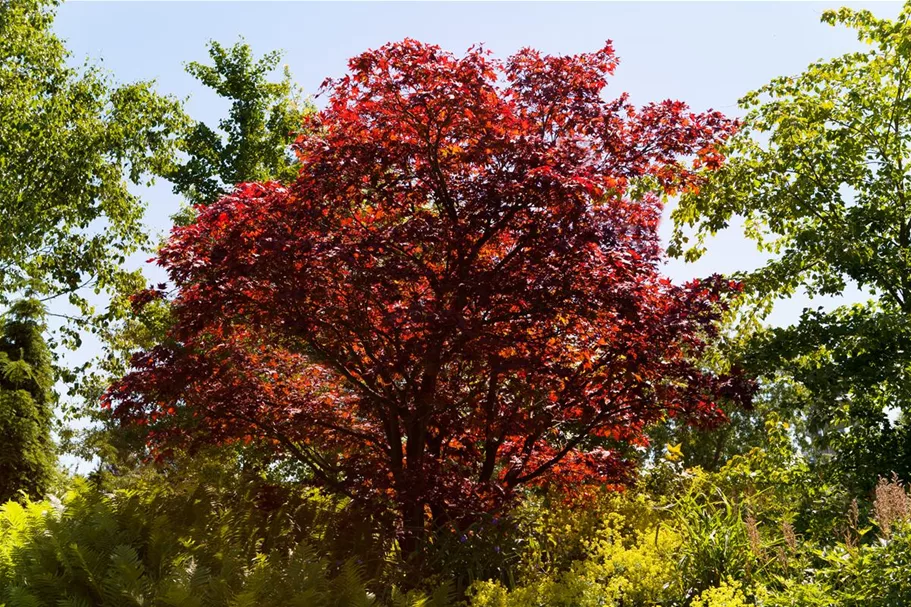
[872,473,910,538]
[844,498,860,550]
[745,513,763,557]
[781,520,797,552]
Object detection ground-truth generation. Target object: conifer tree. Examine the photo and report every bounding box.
[0,300,56,502]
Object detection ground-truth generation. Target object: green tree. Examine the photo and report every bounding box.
[670,3,911,490]
[71,40,311,468]
[646,405,769,473]
[0,0,186,326]
[0,300,56,502]
[169,39,311,210]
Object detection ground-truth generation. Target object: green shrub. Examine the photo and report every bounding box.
[466,490,681,607]
[7,435,911,607]
[0,478,385,606]
[691,580,751,607]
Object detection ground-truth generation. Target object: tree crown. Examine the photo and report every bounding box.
[107,40,750,522]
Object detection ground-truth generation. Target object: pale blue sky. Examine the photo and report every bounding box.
[49,0,903,470]
[52,1,902,330]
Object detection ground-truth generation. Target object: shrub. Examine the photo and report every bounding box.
[691,580,751,607]
[0,455,446,607]
[466,490,680,607]
[0,479,385,606]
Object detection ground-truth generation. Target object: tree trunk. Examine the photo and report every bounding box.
[399,497,427,561]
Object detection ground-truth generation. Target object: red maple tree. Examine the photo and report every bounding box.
[107,40,750,543]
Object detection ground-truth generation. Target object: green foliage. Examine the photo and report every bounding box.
[673,480,762,595]
[671,0,911,493]
[169,39,312,212]
[691,581,750,607]
[466,528,680,607]
[0,491,374,606]
[10,420,911,607]
[62,293,175,467]
[742,303,911,491]
[414,513,518,595]
[0,300,57,503]
[0,456,404,607]
[466,490,681,607]
[645,406,769,473]
[671,3,911,305]
[760,521,911,607]
[458,417,911,607]
[13,4,911,607]
[0,0,185,323]
[66,39,311,463]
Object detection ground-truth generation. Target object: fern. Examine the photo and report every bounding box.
[0,468,436,606]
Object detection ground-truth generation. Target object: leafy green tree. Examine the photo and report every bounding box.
[70,40,311,468]
[0,300,56,502]
[0,0,185,326]
[647,405,769,473]
[169,40,311,210]
[670,4,911,490]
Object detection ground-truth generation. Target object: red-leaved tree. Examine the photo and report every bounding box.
[106,40,751,545]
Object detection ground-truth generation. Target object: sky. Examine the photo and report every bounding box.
[52,1,903,328]
[48,1,903,466]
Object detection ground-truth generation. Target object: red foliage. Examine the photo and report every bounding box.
[106,40,750,532]
[127,283,167,313]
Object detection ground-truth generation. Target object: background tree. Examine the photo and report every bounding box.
[0,300,56,502]
[0,0,185,330]
[169,39,311,211]
[646,404,768,472]
[670,5,911,491]
[107,40,751,550]
[69,40,313,470]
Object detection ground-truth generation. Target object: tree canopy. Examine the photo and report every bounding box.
[106,40,751,541]
[71,39,315,468]
[8,3,911,604]
[169,40,311,209]
[0,0,185,323]
[670,5,911,489]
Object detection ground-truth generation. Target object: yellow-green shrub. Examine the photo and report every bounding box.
[467,502,680,607]
[513,488,665,579]
[691,580,751,607]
